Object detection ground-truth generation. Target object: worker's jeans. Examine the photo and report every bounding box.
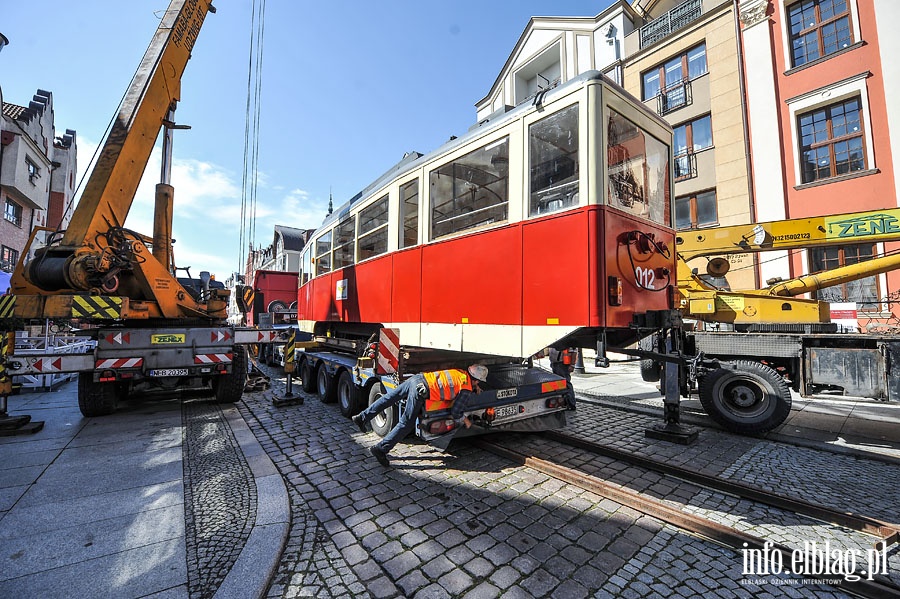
[357,373,427,454]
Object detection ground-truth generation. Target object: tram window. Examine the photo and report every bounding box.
[530,105,579,216]
[359,195,389,259]
[606,110,671,226]
[333,217,356,269]
[430,136,509,240]
[315,230,332,275]
[400,179,419,248]
[300,246,312,286]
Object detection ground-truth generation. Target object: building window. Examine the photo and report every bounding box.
[430,137,509,240]
[788,0,853,67]
[529,104,579,216]
[1,245,19,273]
[674,115,712,180]
[809,243,878,306]
[400,179,418,249]
[26,158,40,183]
[798,97,864,183]
[675,189,717,229]
[641,43,707,102]
[4,199,22,227]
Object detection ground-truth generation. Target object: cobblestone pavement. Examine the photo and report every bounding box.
[232,369,894,598]
[183,398,257,598]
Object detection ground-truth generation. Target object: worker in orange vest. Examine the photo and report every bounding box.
[352,364,489,466]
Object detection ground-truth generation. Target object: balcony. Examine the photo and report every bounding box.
[639,0,703,48]
[675,152,698,181]
[657,79,693,115]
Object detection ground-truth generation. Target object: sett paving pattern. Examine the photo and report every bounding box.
[233,370,890,598]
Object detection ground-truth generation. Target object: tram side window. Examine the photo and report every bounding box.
[400,179,418,249]
[359,195,389,260]
[333,216,356,269]
[315,230,332,276]
[530,105,579,216]
[300,246,312,286]
[430,137,509,240]
[606,110,671,226]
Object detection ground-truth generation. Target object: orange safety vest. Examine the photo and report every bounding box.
[422,369,474,412]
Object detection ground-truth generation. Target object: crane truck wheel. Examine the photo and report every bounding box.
[316,364,337,403]
[213,346,248,403]
[78,373,118,417]
[337,370,360,418]
[698,360,791,434]
[638,336,660,383]
[366,381,397,438]
[299,357,316,393]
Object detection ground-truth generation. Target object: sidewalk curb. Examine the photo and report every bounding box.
[214,405,290,599]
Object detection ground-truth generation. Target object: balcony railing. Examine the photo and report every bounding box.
[640,0,703,48]
[657,79,693,115]
[675,152,698,181]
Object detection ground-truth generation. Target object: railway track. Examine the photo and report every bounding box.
[473,434,900,599]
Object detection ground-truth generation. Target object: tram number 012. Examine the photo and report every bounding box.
[635,267,656,289]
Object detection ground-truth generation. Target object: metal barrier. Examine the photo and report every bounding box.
[13,335,95,391]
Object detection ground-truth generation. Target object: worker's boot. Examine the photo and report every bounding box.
[369,446,390,467]
[352,414,367,434]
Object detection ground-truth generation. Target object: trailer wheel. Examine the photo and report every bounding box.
[213,346,247,403]
[299,358,316,393]
[78,373,117,417]
[699,360,791,434]
[367,382,396,438]
[337,370,359,418]
[316,364,337,403]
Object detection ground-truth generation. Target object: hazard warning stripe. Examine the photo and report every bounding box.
[72,295,123,319]
[95,358,144,369]
[376,328,400,375]
[0,295,15,320]
[194,353,233,364]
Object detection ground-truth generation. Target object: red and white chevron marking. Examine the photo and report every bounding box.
[194,353,233,364]
[211,330,232,342]
[376,328,400,375]
[33,357,64,372]
[95,357,144,369]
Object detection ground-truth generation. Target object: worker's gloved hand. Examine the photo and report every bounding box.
[416,382,428,399]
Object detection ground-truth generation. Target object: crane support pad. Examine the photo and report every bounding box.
[72,296,123,319]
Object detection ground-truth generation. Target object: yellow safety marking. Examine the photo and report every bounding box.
[461,317,469,324]
[71,295,123,319]
[0,295,15,320]
[546,317,559,325]
[151,333,186,344]
[283,329,296,374]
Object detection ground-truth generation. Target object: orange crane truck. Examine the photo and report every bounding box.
[0,0,280,418]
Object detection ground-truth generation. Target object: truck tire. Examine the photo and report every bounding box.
[638,336,661,383]
[213,346,247,403]
[337,370,360,418]
[78,373,117,417]
[316,364,337,403]
[699,360,791,434]
[367,381,397,438]
[299,357,316,393]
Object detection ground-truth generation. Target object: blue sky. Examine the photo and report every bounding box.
[1,1,612,279]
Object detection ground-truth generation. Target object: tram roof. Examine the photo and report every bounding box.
[321,70,658,230]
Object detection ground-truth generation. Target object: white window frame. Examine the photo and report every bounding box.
[785,72,873,186]
[779,0,862,70]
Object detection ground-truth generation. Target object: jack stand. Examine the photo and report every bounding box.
[0,394,44,436]
[271,371,303,407]
[645,358,697,445]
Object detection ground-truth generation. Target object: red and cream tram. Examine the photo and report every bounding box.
[296,71,676,360]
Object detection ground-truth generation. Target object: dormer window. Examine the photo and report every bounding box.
[514,41,562,106]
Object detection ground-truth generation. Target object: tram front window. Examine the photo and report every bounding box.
[606,109,671,226]
[530,104,579,216]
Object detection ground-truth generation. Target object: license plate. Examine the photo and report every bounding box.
[149,368,189,377]
[495,404,520,419]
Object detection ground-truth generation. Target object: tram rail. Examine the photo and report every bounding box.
[474,438,900,599]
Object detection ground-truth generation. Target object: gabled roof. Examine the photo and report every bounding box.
[274,225,312,252]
